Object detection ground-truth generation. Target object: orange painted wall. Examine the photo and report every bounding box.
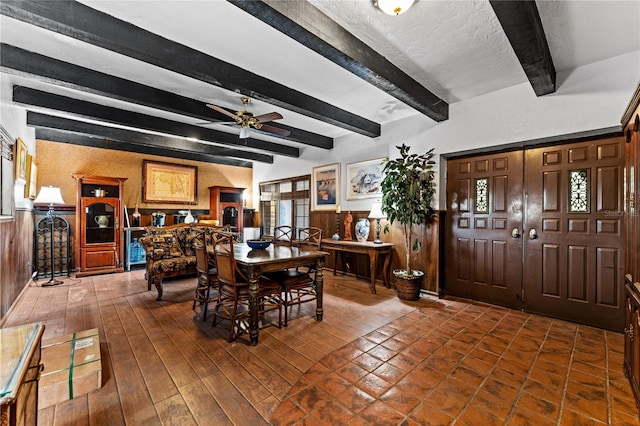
[36,140,253,210]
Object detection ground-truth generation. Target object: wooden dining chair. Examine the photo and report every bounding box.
[272,225,294,245]
[192,231,230,321]
[278,227,323,326]
[212,234,282,342]
[193,243,216,321]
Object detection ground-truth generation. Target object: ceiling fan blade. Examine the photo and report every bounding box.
[260,124,291,137]
[253,112,283,123]
[206,104,240,121]
[194,120,237,125]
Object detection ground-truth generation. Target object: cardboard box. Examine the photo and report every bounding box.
[39,329,102,408]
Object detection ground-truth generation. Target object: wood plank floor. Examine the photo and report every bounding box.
[5,269,419,425]
[3,269,638,425]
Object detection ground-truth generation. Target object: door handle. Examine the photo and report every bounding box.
[529,229,538,240]
[511,228,521,239]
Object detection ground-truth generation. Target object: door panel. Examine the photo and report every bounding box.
[446,151,523,309]
[446,137,625,330]
[524,139,625,330]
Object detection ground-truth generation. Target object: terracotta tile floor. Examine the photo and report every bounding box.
[4,270,639,425]
[271,298,639,425]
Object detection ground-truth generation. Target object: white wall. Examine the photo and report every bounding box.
[253,50,640,211]
[1,77,36,210]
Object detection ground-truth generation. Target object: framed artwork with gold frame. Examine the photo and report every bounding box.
[15,137,28,182]
[142,160,197,204]
[24,155,38,199]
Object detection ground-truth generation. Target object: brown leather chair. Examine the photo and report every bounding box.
[212,234,282,342]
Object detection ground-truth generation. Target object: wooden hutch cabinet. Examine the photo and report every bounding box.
[623,84,640,289]
[622,84,640,417]
[625,282,640,417]
[208,186,245,234]
[72,174,127,277]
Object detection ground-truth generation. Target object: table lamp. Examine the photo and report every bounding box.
[368,200,387,244]
[34,186,65,286]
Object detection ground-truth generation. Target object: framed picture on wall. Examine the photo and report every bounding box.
[15,137,28,182]
[311,162,340,211]
[24,155,37,199]
[142,160,198,204]
[346,158,386,200]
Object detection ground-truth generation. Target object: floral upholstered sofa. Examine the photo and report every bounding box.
[139,223,231,300]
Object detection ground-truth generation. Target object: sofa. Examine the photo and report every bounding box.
[139,223,233,300]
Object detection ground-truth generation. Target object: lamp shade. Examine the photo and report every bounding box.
[368,200,387,219]
[34,186,65,205]
[239,126,251,139]
[374,0,416,15]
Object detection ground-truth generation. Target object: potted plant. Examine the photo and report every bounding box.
[381,143,436,300]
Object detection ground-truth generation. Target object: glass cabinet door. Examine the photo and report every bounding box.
[84,201,116,244]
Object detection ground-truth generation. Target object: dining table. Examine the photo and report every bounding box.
[230,242,329,345]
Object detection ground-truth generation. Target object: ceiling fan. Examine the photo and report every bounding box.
[205,96,291,139]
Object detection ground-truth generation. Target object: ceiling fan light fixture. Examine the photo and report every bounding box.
[373,0,416,15]
[239,126,251,139]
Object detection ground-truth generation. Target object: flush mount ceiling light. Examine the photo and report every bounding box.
[373,0,417,15]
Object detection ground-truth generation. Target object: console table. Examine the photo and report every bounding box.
[320,239,393,294]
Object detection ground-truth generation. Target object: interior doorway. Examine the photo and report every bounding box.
[445,136,625,330]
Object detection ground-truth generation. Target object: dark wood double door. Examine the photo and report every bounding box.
[446,137,625,330]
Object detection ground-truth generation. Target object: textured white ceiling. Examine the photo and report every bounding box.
[2,0,639,143]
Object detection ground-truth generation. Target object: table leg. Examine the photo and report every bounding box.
[382,251,391,288]
[368,250,378,294]
[247,267,260,346]
[340,252,348,275]
[315,257,325,322]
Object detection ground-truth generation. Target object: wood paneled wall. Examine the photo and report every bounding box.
[310,210,444,295]
[0,210,34,321]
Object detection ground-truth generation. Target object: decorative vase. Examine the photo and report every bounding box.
[184,210,195,224]
[354,218,370,243]
[94,215,109,228]
[393,270,424,301]
[131,204,141,227]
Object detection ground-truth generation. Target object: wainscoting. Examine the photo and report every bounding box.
[0,208,34,320]
[311,210,444,295]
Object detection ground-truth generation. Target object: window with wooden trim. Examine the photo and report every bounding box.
[569,169,589,213]
[259,175,310,238]
[475,178,488,213]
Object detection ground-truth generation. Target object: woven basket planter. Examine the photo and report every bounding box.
[393,270,424,301]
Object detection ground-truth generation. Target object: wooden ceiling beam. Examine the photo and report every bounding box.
[35,128,253,168]
[229,0,448,122]
[14,86,300,158]
[27,112,273,164]
[1,44,332,150]
[1,0,380,137]
[489,1,556,96]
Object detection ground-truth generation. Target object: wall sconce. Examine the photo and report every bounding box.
[368,200,387,244]
[373,0,417,15]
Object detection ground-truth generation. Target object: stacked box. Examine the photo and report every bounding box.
[38,329,102,408]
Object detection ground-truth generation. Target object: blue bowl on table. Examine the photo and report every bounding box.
[246,239,271,250]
